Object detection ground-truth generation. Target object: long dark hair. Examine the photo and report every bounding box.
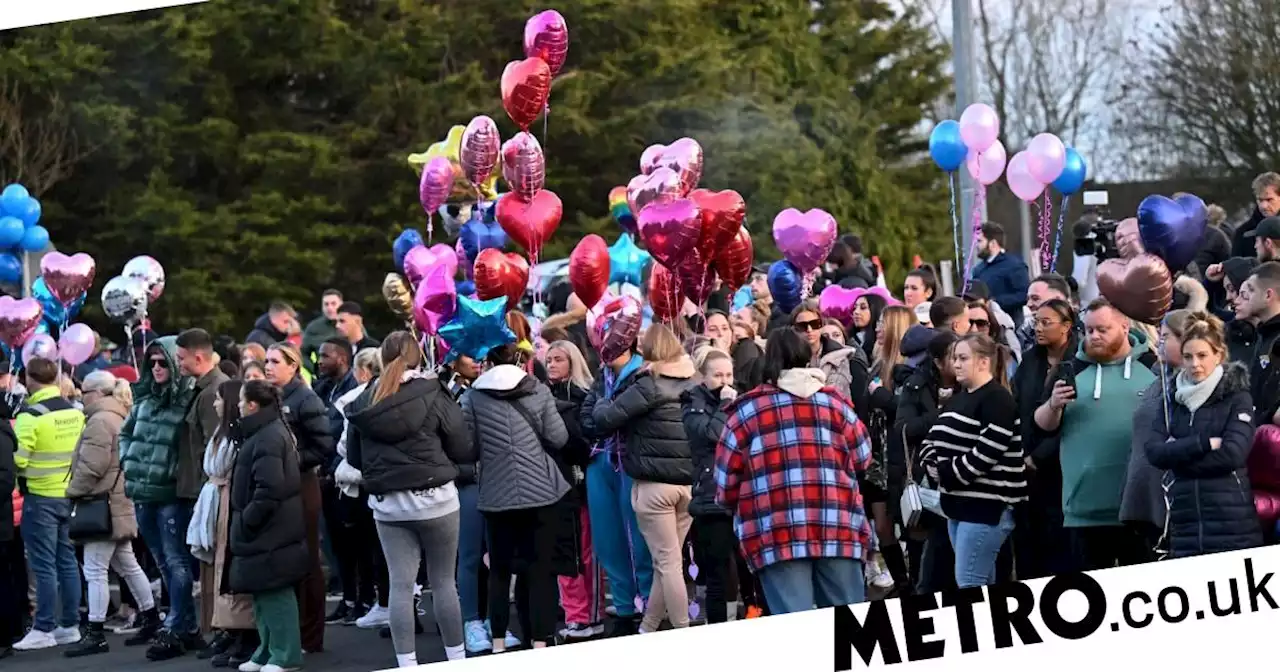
[763,329,811,385]
[858,293,888,352]
[212,379,243,446]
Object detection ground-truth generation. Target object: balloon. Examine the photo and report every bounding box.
[1025,133,1067,184]
[457,279,476,297]
[419,156,455,216]
[772,208,837,275]
[1053,147,1087,195]
[393,228,425,273]
[1006,151,1044,202]
[460,115,501,190]
[591,295,643,364]
[123,254,165,303]
[459,216,508,263]
[1097,253,1172,324]
[0,253,20,284]
[1115,218,1145,259]
[58,323,97,366]
[0,217,23,247]
[0,184,30,216]
[32,277,85,327]
[413,265,458,336]
[13,197,40,228]
[473,248,529,311]
[608,186,636,235]
[767,260,803,314]
[495,190,562,259]
[732,285,753,313]
[677,251,716,305]
[965,140,1007,186]
[819,286,900,329]
[20,224,48,252]
[640,144,665,175]
[501,132,546,202]
[402,244,457,289]
[689,188,746,261]
[626,167,681,216]
[637,198,701,270]
[713,226,753,292]
[100,275,148,325]
[1137,193,1208,271]
[584,290,617,346]
[407,126,500,204]
[439,295,517,362]
[647,263,683,322]
[928,120,967,172]
[652,138,703,195]
[21,333,57,367]
[523,10,569,77]
[382,273,414,322]
[41,251,97,307]
[609,233,650,286]
[0,295,43,349]
[569,235,610,309]
[454,239,470,277]
[500,57,551,131]
[958,103,1000,152]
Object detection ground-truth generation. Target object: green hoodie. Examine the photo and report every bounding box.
[1059,328,1157,528]
[119,336,197,503]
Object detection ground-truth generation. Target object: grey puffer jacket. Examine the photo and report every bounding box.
[589,357,698,485]
[462,365,570,513]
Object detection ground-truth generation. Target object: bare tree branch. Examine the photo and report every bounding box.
[0,75,103,197]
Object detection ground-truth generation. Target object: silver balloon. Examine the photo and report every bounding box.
[122,255,165,303]
[101,275,148,325]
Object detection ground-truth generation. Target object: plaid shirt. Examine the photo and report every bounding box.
[714,383,873,572]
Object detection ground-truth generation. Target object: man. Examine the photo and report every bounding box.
[245,301,297,348]
[314,338,358,442]
[1232,172,1280,258]
[335,302,379,352]
[927,296,970,334]
[1017,273,1072,348]
[1245,216,1280,262]
[1033,298,1158,571]
[302,289,343,373]
[1235,262,1280,423]
[824,238,874,290]
[970,222,1030,325]
[11,358,86,651]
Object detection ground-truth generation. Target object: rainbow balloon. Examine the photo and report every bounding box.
[608,186,636,235]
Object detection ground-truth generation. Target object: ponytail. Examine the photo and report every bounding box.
[373,331,422,405]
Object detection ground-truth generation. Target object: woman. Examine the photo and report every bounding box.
[968,301,1016,378]
[1144,312,1262,558]
[226,381,308,672]
[919,334,1024,588]
[706,309,763,394]
[240,343,267,371]
[345,332,471,666]
[263,343,332,654]
[716,330,873,613]
[851,293,889,363]
[791,301,853,397]
[589,324,697,634]
[903,268,937,311]
[464,335,571,651]
[242,361,267,382]
[64,371,158,658]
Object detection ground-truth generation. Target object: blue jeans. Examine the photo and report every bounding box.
[948,507,1016,588]
[456,483,486,622]
[757,558,865,615]
[21,495,81,632]
[585,454,653,617]
[136,501,196,633]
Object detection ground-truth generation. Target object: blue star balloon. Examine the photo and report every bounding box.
[439,295,515,362]
[393,228,425,273]
[609,233,650,287]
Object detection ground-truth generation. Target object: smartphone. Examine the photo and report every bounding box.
[1052,362,1077,398]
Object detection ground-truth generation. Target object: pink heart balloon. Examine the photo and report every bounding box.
[419,156,454,215]
[413,265,457,336]
[501,132,545,202]
[402,243,457,289]
[819,285,900,328]
[460,115,501,189]
[40,252,96,306]
[772,208,837,274]
[626,167,681,216]
[0,296,43,349]
[655,137,703,195]
[637,198,701,269]
[523,10,569,78]
[640,144,666,175]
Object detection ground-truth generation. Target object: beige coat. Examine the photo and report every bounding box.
[66,396,137,541]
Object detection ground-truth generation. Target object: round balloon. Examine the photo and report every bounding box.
[1025,133,1067,184]
[0,185,30,216]
[1053,148,1088,195]
[21,333,57,367]
[928,120,967,172]
[59,323,97,366]
[20,224,48,252]
[123,255,165,303]
[1006,151,1044,202]
[958,104,1000,152]
[101,275,148,325]
[965,140,1007,186]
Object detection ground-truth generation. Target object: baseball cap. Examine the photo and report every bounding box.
[1245,216,1280,240]
[962,280,990,302]
[751,262,771,276]
[914,301,932,325]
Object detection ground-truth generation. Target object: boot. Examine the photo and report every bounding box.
[64,622,109,658]
[125,607,162,647]
[200,630,233,660]
[228,630,259,667]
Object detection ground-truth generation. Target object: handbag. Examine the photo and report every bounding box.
[69,468,121,542]
[898,425,924,529]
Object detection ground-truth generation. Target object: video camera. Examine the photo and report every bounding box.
[1072,190,1122,260]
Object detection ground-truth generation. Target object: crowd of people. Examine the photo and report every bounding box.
[2,171,1280,670]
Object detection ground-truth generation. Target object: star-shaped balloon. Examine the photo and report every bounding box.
[609,233,650,287]
[438,295,515,362]
[408,125,500,203]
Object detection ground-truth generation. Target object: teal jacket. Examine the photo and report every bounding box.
[119,336,197,503]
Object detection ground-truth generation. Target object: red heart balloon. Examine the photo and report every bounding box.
[677,251,717,306]
[714,227,754,292]
[500,57,551,131]
[648,263,683,322]
[1096,253,1172,324]
[689,188,746,262]
[473,248,530,312]
[496,189,562,260]
[569,235,610,309]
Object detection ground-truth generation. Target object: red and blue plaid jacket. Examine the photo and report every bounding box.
[714,382,873,572]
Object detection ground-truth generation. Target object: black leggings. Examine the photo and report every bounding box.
[326,487,389,607]
[484,507,560,645]
[691,516,738,623]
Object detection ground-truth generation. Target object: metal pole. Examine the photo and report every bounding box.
[20,251,30,298]
[952,0,984,277]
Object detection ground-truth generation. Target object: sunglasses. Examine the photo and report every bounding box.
[150,359,168,369]
[971,319,990,329]
[793,319,823,333]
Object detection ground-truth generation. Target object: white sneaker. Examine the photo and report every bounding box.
[871,569,895,590]
[559,623,603,639]
[13,629,57,650]
[261,665,301,672]
[238,662,264,672]
[355,604,391,629]
[53,626,82,645]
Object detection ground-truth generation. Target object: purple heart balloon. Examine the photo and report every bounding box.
[819,285,901,328]
[773,208,838,275]
[403,243,458,288]
[637,198,701,269]
[1136,193,1207,272]
[413,265,457,336]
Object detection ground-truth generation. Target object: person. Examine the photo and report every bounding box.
[1231,171,1280,258]
[301,289,343,373]
[965,283,1022,359]
[903,268,937,311]
[850,293,889,363]
[1234,262,1280,424]
[336,302,380,352]
[929,297,971,335]
[242,361,267,382]
[919,334,1024,588]
[702,309,762,394]
[824,240,874,289]
[246,302,297,349]
[241,343,267,371]
[0,413,16,659]
[313,338,364,628]
[970,222,1030,325]
[227,380,309,672]
[540,295,601,374]
[345,332,471,666]
[1219,257,1260,354]
[11,358,87,651]
[1017,274,1072,349]
[790,301,854,398]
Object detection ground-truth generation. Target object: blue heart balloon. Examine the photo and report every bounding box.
[1137,193,1208,272]
[1052,148,1087,196]
[767,260,803,314]
[609,233,650,286]
[393,229,425,273]
[459,216,507,263]
[929,120,967,172]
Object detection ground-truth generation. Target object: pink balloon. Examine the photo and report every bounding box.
[958,103,1000,153]
[41,252,97,307]
[819,285,901,328]
[460,115,501,189]
[584,290,617,348]
[655,138,703,196]
[402,243,456,289]
[413,265,457,336]
[626,167,681,215]
[637,198,702,269]
[772,208,838,275]
[501,132,545,202]
[21,333,57,367]
[1006,151,1044,202]
[523,10,569,78]
[1025,133,1067,184]
[0,296,42,349]
[58,323,97,366]
[965,140,1007,186]
[639,144,665,175]
[419,156,454,215]
[431,243,458,280]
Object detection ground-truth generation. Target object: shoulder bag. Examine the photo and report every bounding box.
[70,468,120,542]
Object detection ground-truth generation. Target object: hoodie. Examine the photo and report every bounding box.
[119,336,197,503]
[245,312,287,348]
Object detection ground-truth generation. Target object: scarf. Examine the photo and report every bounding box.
[1174,365,1222,414]
[593,353,644,468]
[188,436,236,563]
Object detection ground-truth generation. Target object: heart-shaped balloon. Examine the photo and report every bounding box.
[382,273,413,322]
[626,167,681,216]
[1097,253,1172,324]
[393,229,425,273]
[591,295,642,364]
[419,156,454,216]
[0,295,43,349]
[569,235,611,309]
[402,243,457,289]
[413,265,458,336]
[689,188,746,260]
[523,10,569,77]
[40,252,97,307]
[677,251,717,306]
[460,115,501,190]
[713,226,753,292]
[818,285,899,328]
[501,132,545,202]
[647,262,683,322]
[500,57,551,131]
[473,248,530,311]
[655,138,703,195]
[640,144,666,175]
[459,217,508,263]
[637,198,701,269]
[496,189,562,259]
[1137,193,1207,271]
[773,208,838,275]
[1115,217,1145,259]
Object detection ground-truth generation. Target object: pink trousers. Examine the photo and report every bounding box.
[558,504,604,625]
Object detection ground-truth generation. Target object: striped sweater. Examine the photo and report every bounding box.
[919,380,1026,525]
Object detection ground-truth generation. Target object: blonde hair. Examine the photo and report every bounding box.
[59,377,80,401]
[696,347,731,374]
[547,340,594,390]
[641,323,685,363]
[373,331,422,405]
[1179,311,1228,357]
[241,342,267,363]
[82,370,134,412]
[873,305,914,385]
[267,342,303,376]
[1162,309,1194,340]
[1206,204,1227,229]
[353,347,383,378]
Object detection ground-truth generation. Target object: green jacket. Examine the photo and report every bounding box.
[120,336,197,503]
[14,386,86,498]
[301,315,337,373]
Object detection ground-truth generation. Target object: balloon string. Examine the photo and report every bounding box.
[961,186,987,296]
[542,104,550,154]
[1036,192,1052,272]
[1050,195,1070,272]
[948,172,961,273]
[427,212,434,245]
[801,269,817,300]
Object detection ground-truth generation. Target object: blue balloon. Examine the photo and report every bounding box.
[0,184,29,216]
[0,253,20,284]
[609,233,650,286]
[459,215,508,263]
[31,276,86,326]
[34,319,50,337]
[20,225,48,252]
[1052,148,1088,196]
[767,260,803,314]
[439,295,516,362]
[457,279,476,296]
[393,228,425,273]
[14,198,40,228]
[928,120,968,172]
[731,285,753,313]
[0,217,23,247]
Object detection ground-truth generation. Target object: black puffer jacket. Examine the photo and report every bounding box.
[1011,335,1077,512]
[0,422,14,542]
[548,380,592,472]
[280,377,335,472]
[681,384,731,517]
[226,407,308,594]
[345,375,474,495]
[589,357,698,484]
[1145,363,1262,558]
[894,360,944,483]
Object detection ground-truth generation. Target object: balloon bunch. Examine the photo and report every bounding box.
[0,248,104,377]
[0,184,50,286]
[1097,193,1207,325]
[411,125,502,240]
[101,255,165,357]
[930,104,1006,288]
[1005,134,1088,272]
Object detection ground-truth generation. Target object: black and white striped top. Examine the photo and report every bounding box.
[919,380,1027,525]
